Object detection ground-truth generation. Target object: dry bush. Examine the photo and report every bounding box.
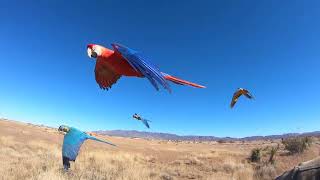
[267,144,280,165]
[303,136,313,147]
[250,148,261,162]
[217,139,227,144]
[282,137,312,154]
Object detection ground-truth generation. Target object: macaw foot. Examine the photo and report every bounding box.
[63,165,70,171]
[63,156,71,171]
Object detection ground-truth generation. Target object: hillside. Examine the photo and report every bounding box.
[95,129,320,141]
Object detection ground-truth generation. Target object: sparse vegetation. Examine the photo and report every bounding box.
[303,136,313,147]
[268,144,279,164]
[0,120,256,180]
[217,139,227,143]
[282,137,312,154]
[250,148,262,162]
[254,164,277,180]
[0,136,257,180]
[1,120,320,180]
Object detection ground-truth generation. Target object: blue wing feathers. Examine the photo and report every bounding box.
[138,55,171,91]
[112,43,171,92]
[62,129,87,160]
[141,118,150,128]
[129,54,166,90]
[62,128,116,161]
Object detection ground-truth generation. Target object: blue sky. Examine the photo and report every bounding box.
[0,0,319,137]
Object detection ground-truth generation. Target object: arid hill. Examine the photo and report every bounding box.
[96,130,320,142]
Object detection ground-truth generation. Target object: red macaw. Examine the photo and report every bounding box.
[87,43,205,93]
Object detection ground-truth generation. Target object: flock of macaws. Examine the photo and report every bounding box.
[59,43,255,170]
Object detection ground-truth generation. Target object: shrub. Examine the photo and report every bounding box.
[250,148,261,162]
[217,139,227,144]
[268,144,279,164]
[303,136,313,147]
[282,137,312,154]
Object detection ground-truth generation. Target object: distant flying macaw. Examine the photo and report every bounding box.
[230,88,254,108]
[58,125,116,170]
[133,113,151,128]
[87,43,206,92]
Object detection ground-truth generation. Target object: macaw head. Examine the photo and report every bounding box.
[133,113,141,120]
[87,44,104,59]
[58,125,70,133]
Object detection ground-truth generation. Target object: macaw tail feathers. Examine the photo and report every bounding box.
[142,118,152,122]
[162,73,206,88]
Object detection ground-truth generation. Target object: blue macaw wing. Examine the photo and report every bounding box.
[86,135,116,147]
[62,128,116,161]
[111,43,171,93]
[62,128,88,161]
[141,118,150,128]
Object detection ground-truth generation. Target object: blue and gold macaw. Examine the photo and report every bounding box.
[133,113,152,128]
[58,125,116,170]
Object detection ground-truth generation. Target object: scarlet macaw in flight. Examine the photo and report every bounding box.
[87,43,205,93]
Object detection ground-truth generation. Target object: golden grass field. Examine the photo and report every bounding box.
[0,119,319,180]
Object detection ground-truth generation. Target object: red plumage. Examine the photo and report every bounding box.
[87,44,205,91]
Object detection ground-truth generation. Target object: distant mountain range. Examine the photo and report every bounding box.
[95,130,320,141]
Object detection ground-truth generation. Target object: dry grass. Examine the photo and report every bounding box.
[0,119,319,180]
[0,135,253,180]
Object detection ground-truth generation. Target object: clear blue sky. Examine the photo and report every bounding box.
[0,0,319,137]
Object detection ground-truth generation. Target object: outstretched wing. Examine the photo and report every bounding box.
[111,43,171,93]
[62,130,88,161]
[95,58,122,90]
[230,90,242,108]
[141,118,150,128]
[86,134,116,146]
[62,129,116,161]
[244,90,254,99]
